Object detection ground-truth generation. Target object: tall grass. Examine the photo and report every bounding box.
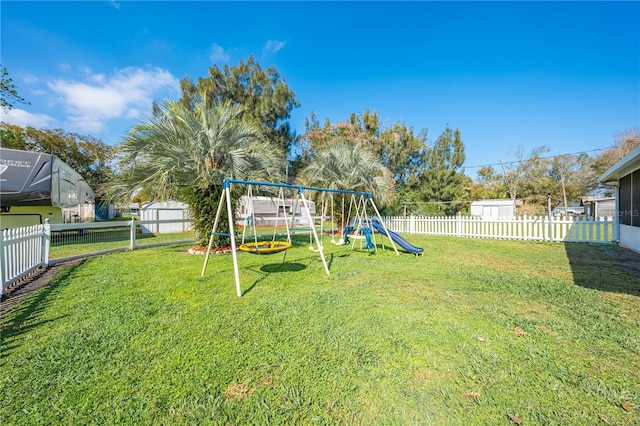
[1,236,638,425]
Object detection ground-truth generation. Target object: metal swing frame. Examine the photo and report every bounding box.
[201,179,398,297]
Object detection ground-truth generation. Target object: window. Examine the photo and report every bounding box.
[633,171,640,227]
[619,174,632,226]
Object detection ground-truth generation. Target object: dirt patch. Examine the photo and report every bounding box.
[0,259,84,317]
[223,383,255,402]
[604,246,640,278]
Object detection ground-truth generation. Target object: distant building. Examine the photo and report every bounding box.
[598,145,640,253]
[139,200,192,233]
[581,196,616,219]
[236,196,316,227]
[552,202,585,216]
[470,199,516,219]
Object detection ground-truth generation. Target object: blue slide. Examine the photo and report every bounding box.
[371,220,424,254]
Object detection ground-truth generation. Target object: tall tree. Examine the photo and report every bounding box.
[296,142,394,227]
[178,55,300,154]
[301,115,369,153]
[106,96,285,245]
[474,166,507,199]
[0,66,29,111]
[544,153,593,213]
[419,126,466,214]
[592,128,640,178]
[374,124,428,189]
[0,123,115,196]
[300,110,428,192]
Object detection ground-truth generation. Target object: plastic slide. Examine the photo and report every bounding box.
[370,220,424,254]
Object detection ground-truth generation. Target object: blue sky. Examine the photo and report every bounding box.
[2,1,639,177]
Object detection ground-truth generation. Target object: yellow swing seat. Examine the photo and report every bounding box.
[239,241,292,254]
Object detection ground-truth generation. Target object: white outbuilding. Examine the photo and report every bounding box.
[470,199,516,220]
[139,200,192,233]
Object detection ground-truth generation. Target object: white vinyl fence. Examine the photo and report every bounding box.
[2,214,616,297]
[1,218,194,297]
[1,224,49,297]
[382,214,617,243]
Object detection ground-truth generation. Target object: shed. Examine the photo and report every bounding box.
[470,199,516,220]
[140,200,192,234]
[581,196,616,219]
[598,145,640,253]
[236,196,316,227]
[95,201,115,221]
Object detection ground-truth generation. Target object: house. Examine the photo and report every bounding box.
[580,196,616,219]
[139,200,192,233]
[598,145,640,253]
[470,199,516,219]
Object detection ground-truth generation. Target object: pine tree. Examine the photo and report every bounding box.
[419,126,466,214]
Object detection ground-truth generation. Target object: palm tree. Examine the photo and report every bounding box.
[106,95,285,244]
[296,142,394,228]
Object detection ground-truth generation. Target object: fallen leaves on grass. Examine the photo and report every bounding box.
[508,413,523,425]
[511,327,528,336]
[621,403,631,411]
[465,392,480,402]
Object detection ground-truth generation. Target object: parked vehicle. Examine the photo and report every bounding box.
[0,148,95,228]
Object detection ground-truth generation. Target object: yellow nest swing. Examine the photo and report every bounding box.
[238,241,292,254]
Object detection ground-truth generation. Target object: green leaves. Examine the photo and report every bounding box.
[179,56,300,153]
[0,65,29,110]
[108,95,285,244]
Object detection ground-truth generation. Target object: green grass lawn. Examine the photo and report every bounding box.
[50,229,196,260]
[1,235,639,425]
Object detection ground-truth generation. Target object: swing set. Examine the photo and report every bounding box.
[201,179,399,297]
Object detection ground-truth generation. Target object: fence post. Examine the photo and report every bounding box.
[456,213,462,237]
[410,214,415,234]
[130,219,137,250]
[43,219,51,267]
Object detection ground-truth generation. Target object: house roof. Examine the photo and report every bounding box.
[598,145,640,183]
[581,196,615,203]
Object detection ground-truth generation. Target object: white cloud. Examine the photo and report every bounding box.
[47,67,179,133]
[264,40,286,54]
[22,73,39,84]
[210,43,230,64]
[1,108,55,128]
[58,62,72,73]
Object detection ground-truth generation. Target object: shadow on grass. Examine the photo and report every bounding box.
[564,242,640,296]
[261,262,307,273]
[0,265,79,358]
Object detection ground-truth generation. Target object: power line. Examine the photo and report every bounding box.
[464,148,604,170]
